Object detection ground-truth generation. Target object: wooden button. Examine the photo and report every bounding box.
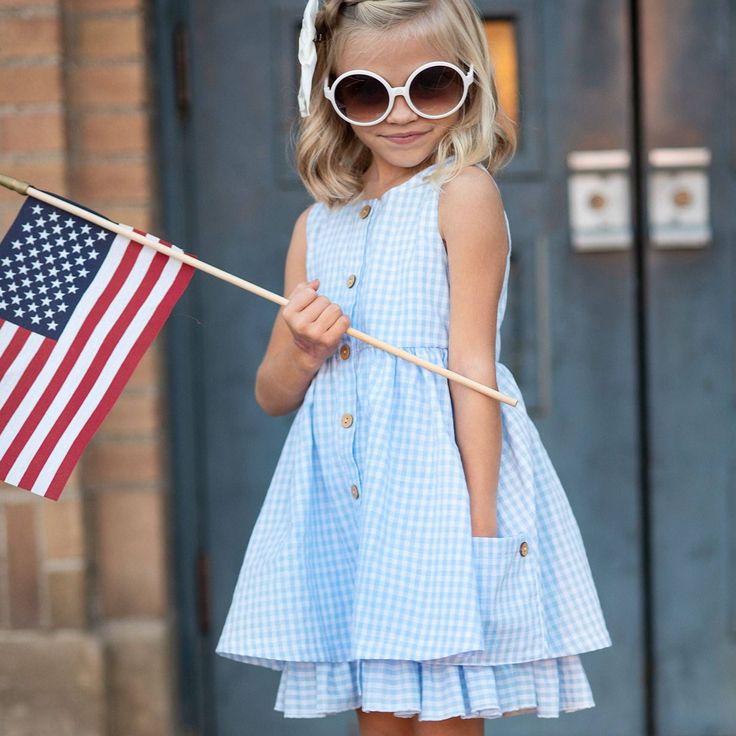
[519,541,529,557]
[340,344,351,360]
[341,413,353,428]
[351,484,360,499]
[346,274,357,288]
[359,204,372,219]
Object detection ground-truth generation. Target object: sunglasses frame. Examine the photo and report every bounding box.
[323,60,476,126]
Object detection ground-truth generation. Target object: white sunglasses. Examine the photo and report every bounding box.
[323,60,475,126]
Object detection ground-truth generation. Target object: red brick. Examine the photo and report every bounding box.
[6,503,41,627]
[94,491,166,617]
[83,436,163,488]
[125,342,161,389]
[0,158,66,194]
[66,0,141,9]
[0,63,62,104]
[77,15,143,59]
[73,159,149,202]
[42,496,85,559]
[47,568,87,628]
[0,16,60,60]
[0,111,65,153]
[103,203,154,232]
[98,389,161,436]
[78,110,148,153]
[67,63,146,107]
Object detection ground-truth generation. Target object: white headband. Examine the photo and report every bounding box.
[298,0,321,117]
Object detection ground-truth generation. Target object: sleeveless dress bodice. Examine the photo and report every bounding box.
[216,158,613,721]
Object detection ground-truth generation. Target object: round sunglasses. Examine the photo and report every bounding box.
[323,60,475,126]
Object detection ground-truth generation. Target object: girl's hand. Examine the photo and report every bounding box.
[281,278,351,367]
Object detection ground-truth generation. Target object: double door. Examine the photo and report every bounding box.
[153,0,736,733]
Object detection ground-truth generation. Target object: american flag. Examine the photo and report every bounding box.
[0,194,195,500]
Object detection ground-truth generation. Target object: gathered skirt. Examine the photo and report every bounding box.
[274,654,594,720]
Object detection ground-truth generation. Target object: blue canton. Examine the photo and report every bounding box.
[0,197,116,340]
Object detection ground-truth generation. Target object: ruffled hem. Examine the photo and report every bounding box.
[274,654,595,720]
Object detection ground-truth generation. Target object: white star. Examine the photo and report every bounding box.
[64,217,75,229]
[52,224,62,235]
[21,222,32,233]
[38,229,49,240]
[45,308,55,318]
[0,300,6,310]
[87,250,99,260]
[47,320,58,331]
[25,234,36,245]
[67,230,78,241]
[64,273,75,283]
[30,314,41,325]
[57,303,68,313]
[77,267,89,279]
[28,302,38,312]
[81,223,91,234]
[11,239,22,249]
[35,217,46,228]
[14,306,25,318]
[96,231,107,240]
[67,284,79,295]
[31,204,43,215]
[31,259,42,270]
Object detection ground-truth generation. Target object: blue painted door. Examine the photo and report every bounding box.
[151,0,735,733]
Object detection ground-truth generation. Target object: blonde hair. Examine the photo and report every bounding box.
[293,0,517,209]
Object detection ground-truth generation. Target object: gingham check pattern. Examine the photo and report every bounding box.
[216,159,612,720]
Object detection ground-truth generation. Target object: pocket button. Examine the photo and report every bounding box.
[519,541,529,557]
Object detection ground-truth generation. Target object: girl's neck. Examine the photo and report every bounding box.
[360,155,436,200]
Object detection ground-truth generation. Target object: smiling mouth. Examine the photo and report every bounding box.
[382,131,429,142]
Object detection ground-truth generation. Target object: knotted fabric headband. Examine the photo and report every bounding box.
[298,0,321,117]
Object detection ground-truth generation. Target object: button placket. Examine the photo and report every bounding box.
[339,199,376,504]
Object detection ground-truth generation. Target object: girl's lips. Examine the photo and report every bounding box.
[382,131,428,144]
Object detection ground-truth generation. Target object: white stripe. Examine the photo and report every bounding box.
[0,232,131,453]
[0,324,45,412]
[31,245,184,495]
[2,233,154,484]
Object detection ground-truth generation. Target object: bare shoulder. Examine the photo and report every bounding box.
[438,164,506,247]
[284,203,317,280]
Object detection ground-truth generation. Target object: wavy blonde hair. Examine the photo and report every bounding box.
[293,0,517,209]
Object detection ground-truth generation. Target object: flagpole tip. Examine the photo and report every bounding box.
[0,173,30,195]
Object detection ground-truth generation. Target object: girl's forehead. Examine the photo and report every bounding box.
[335,28,451,79]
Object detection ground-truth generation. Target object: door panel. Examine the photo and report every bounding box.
[642,1,736,733]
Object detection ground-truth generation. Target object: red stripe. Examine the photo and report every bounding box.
[0,322,35,383]
[0,337,56,461]
[0,242,142,477]
[17,246,172,492]
[42,261,194,499]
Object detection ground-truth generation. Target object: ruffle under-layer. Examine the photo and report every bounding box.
[274,654,594,721]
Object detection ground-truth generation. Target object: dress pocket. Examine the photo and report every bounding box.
[471,532,547,662]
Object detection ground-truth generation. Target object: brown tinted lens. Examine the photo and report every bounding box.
[333,74,389,123]
[409,65,464,116]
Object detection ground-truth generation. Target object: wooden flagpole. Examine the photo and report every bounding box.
[0,173,518,407]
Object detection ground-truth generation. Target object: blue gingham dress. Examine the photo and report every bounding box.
[216,158,613,721]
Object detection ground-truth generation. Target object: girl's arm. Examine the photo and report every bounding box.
[255,205,351,416]
[439,167,509,537]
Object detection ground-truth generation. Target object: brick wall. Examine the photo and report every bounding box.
[0,1,176,734]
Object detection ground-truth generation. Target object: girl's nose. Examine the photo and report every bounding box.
[386,93,418,124]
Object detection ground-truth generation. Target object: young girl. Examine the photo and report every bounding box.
[216,0,612,731]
